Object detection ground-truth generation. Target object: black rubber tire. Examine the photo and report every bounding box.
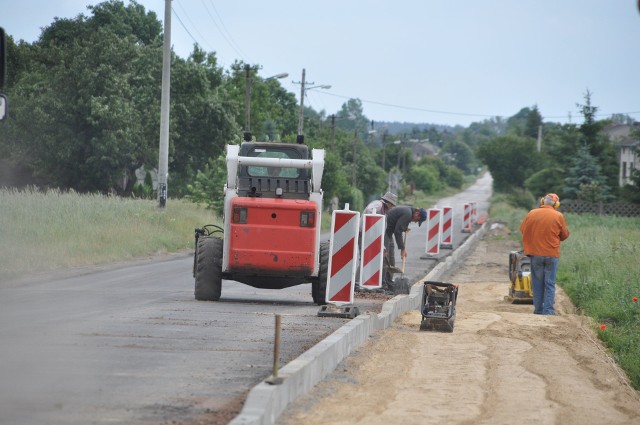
[194,237,223,301]
[312,242,329,305]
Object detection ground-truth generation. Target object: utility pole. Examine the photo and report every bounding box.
[244,64,252,141]
[296,68,307,144]
[157,0,171,208]
[293,69,330,144]
[382,134,386,171]
[331,114,336,148]
[352,128,358,186]
[537,125,542,152]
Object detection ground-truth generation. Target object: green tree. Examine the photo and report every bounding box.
[440,139,474,174]
[409,163,441,194]
[524,105,543,139]
[185,154,227,215]
[168,49,238,195]
[225,62,298,143]
[563,145,613,201]
[321,150,352,207]
[525,167,565,199]
[335,98,369,135]
[576,90,619,196]
[477,135,542,192]
[3,1,165,192]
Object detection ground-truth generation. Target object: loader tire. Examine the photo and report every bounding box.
[312,242,329,305]
[194,237,223,301]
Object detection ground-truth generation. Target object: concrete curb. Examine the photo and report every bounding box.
[230,223,488,425]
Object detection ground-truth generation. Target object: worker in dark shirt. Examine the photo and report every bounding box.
[383,205,427,289]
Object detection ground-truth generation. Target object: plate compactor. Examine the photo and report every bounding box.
[419,281,458,332]
[505,250,533,303]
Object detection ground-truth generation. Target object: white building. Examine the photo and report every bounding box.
[603,123,640,187]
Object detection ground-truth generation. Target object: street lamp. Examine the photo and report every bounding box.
[244,65,288,141]
[294,68,331,144]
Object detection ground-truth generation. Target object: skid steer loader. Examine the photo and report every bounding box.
[192,138,329,305]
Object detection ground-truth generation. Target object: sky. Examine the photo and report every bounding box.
[2,0,640,127]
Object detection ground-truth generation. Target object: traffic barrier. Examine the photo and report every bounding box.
[462,203,472,233]
[425,208,441,256]
[470,201,477,225]
[440,206,453,249]
[359,213,385,289]
[326,204,360,305]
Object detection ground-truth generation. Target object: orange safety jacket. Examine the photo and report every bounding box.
[519,205,570,258]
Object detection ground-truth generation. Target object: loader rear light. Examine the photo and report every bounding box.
[300,211,315,228]
[232,207,248,224]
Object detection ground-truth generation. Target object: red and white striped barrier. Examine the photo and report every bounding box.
[359,214,385,289]
[425,208,441,256]
[440,206,453,249]
[462,203,472,233]
[326,204,360,305]
[470,201,477,225]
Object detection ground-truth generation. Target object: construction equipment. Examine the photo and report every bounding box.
[419,281,458,332]
[505,250,533,303]
[192,137,328,304]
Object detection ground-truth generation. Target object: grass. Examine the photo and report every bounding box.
[489,199,640,390]
[0,187,219,282]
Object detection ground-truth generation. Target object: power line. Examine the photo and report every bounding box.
[203,0,247,60]
[317,91,640,122]
[173,0,215,52]
[171,7,200,49]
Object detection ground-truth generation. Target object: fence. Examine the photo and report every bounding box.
[560,200,640,217]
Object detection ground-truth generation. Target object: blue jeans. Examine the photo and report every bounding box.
[530,256,559,315]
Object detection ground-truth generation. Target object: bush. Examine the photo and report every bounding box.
[410,164,441,194]
[444,167,464,189]
[505,189,537,210]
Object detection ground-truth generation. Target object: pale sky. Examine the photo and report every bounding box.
[2,0,640,127]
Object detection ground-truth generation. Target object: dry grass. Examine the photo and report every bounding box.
[0,187,218,282]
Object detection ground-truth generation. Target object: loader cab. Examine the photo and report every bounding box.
[237,142,311,199]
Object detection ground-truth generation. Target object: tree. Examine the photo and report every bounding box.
[225,62,298,143]
[168,49,238,194]
[524,105,543,139]
[335,98,369,135]
[563,145,613,201]
[440,139,474,174]
[3,1,165,192]
[577,89,600,147]
[576,89,619,196]
[0,1,243,196]
[477,135,542,192]
[525,167,565,199]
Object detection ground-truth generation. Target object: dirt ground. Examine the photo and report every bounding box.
[277,228,640,425]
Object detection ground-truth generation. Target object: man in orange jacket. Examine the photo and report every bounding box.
[519,193,570,315]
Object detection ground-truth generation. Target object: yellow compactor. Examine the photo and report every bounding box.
[506,250,533,303]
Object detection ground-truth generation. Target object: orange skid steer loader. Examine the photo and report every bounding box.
[192,140,329,305]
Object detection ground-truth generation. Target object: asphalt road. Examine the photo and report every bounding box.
[0,172,492,425]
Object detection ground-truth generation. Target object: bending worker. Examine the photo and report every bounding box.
[383,205,427,288]
[519,193,570,315]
